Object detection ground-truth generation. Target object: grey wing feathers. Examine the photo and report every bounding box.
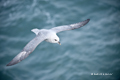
[51,19,90,33]
[6,35,45,66]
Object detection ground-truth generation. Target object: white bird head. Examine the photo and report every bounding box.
[45,33,61,45]
[53,35,61,45]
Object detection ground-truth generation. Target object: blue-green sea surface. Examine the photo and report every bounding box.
[0,0,120,80]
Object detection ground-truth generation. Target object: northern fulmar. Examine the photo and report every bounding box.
[7,19,90,66]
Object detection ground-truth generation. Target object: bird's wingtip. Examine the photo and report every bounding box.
[87,19,90,21]
[6,64,10,66]
[6,61,15,66]
[6,63,12,66]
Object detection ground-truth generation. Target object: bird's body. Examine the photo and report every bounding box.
[7,19,90,66]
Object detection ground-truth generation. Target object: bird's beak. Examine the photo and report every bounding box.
[58,42,61,45]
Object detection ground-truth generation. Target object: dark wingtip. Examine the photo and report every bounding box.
[82,19,90,26]
[83,19,90,25]
[6,63,11,66]
[6,62,13,66]
[6,60,18,66]
[87,19,90,22]
[6,64,10,66]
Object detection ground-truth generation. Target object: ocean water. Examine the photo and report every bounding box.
[0,0,120,80]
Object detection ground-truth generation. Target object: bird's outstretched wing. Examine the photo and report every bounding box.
[51,19,90,33]
[7,34,45,66]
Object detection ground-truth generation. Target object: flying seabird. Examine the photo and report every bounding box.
[7,19,90,66]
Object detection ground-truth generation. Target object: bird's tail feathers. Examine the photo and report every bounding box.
[31,28,40,35]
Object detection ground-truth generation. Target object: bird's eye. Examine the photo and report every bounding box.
[54,39,57,41]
